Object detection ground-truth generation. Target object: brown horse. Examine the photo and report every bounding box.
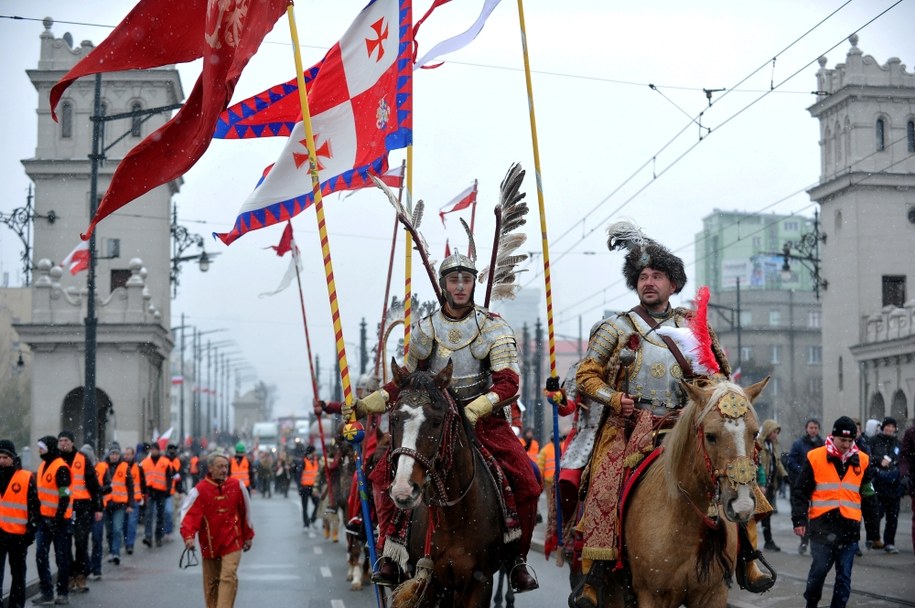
[591,377,767,608]
[386,361,505,608]
[346,426,391,592]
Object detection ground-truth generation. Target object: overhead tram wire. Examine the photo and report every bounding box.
[555,132,915,323]
[520,0,904,293]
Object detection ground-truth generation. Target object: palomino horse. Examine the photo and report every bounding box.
[591,377,767,608]
[387,361,505,608]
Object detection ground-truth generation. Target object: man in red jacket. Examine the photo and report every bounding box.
[180,453,254,608]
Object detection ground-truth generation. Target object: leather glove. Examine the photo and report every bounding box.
[342,389,388,420]
[464,393,495,425]
[313,399,325,416]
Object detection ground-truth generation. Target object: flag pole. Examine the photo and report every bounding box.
[469,179,478,233]
[375,160,407,378]
[515,0,563,545]
[403,146,414,355]
[287,226,335,507]
[285,7,380,598]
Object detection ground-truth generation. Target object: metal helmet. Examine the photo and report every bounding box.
[356,373,380,393]
[438,248,478,281]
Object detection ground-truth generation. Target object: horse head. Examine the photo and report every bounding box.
[388,359,455,510]
[668,377,768,524]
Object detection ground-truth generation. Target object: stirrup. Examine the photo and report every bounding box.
[508,559,539,593]
[736,553,776,594]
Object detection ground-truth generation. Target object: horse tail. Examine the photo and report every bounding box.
[695,523,731,584]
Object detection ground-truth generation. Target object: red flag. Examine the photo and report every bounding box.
[61,241,90,275]
[49,0,288,239]
[268,222,294,257]
[438,181,477,225]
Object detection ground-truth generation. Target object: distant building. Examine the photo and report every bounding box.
[694,210,824,430]
[807,35,915,429]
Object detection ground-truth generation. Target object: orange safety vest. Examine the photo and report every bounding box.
[807,446,869,521]
[0,469,32,534]
[141,456,172,492]
[38,458,73,519]
[190,456,199,475]
[538,442,556,483]
[130,463,143,502]
[105,462,130,505]
[169,457,181,495]
[68,452,90,501]
[95,462,109,506]
[300,458,319,487]
[230,457,250,487]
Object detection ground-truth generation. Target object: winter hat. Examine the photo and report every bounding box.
[0,440,17,458]
[235,442,246,454]
[81,444,97,466]
[37,435,58,454]
[831,416,857,439]
[880,417,898,430]
[108,442,121,454]
[58,430,75,442]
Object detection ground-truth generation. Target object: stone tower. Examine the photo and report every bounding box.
[807,35,915,428]
[16,19,182,450]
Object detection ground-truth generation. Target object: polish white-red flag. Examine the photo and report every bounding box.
[260,222,302,298]
[438,181,477,225]
[61,241,90,275]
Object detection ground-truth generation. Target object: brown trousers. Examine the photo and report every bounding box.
[201,549,242,608]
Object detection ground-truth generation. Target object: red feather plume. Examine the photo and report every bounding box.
[689,286,720,375]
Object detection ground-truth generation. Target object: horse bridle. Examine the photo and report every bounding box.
[685,390,757,528]
[389,389,476,508]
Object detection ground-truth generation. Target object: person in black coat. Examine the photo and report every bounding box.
[791,417,875,608]
[869,417,903,553]
[787,418,824,554]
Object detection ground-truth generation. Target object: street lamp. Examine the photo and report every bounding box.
[171,202,218,298]
[780,210,828,300]
[0,185,57,287]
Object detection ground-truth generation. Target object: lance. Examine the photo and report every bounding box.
[403,147,414,355]
[375,160,406,377]
[515,0,564,545]
[286,222,335,508]
[285,7,381,604]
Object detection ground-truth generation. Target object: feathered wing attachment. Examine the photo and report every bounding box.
[654,286,721,377]
[479,163,530,303]
[459,218,477,263]
[372,175,443,304]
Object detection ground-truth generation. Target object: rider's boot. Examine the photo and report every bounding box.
[736,520,776,593]
[572,558,602,608]
[371,557,401,587]
[506,542,539,593]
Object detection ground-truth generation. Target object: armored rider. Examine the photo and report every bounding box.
[347,250,542,593]
[571,222,774,608]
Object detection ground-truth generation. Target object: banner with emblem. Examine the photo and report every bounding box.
[214,0,413,245]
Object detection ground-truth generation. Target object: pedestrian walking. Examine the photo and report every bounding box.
[99,444,134,566]
[899,421,915,553]
[56,432,102,593]
[297,447,320,528]
[274,451,290,498]
[81,445,104,583]
[0,439,40,608]
[140,442,172,548]
[870,417,903,553]
[120,445,143,555]
[791,416,873,608]
[853,418,880,553]
[180,452,254,608]
[757,419,788,552]
[787,418,824,555]
[32,436,72,606]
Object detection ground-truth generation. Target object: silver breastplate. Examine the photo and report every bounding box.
[627,313,686,415]
[427,311,491,402]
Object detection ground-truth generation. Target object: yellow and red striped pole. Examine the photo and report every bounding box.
[403,145,414,354]
[286,8,380,597]
[516,0,563,547]
[286,6,353,408]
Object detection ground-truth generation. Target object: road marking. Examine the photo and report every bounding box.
[314,546,324,555]
[321,566,332,578]
[331,600,345,608]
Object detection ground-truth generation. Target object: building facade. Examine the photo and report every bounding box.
[807,35,915,429]
[15,19,181,450]
[694,210,824,429]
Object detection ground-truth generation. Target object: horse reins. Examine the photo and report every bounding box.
[389,389,477,508]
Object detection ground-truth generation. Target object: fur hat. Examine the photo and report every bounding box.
[831,416,857,439]
[606,220,686,293]
[881,416,897,430]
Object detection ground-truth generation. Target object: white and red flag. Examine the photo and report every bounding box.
[61,241,90,275]
[260,222,302,298]
[438,181,477,225]
[214,0,414,245]
[49,0,288,239]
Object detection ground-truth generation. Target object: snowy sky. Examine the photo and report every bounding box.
[1,0,913,418]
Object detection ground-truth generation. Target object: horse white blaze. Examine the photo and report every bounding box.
[725,417,755,514]
[390,403,424,501]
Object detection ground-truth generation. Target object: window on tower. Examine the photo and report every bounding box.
[876,118,885,151]
[908,120,915,153]
[131,102,144,138]
[882,275,906,308]
[61,101,73,139]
